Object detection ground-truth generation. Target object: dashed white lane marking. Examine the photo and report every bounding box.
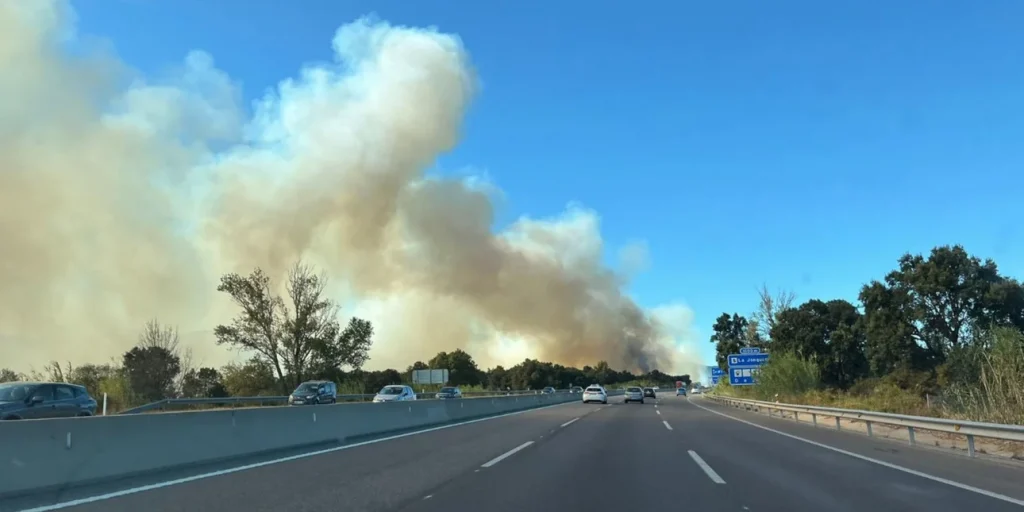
[481,441,534,468]
[14,400,580,512]
[656,410,662,415]
[687,397,1024,507]
[561,417,579,428]
[689,450,726,484]
[663,420,673,431]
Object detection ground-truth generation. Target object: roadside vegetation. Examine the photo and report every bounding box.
[709,245,1024,425]
[1,262,690,414]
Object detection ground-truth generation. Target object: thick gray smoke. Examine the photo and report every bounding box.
[0,1,697,374]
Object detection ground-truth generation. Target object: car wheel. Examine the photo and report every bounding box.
[640,399,644,404]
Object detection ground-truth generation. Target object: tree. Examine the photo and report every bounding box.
[770,299,868,389]
[428,349,483,387]
[860,281,926,375]
[753,284,796,342]
[860,245,1024,373]
[0,368,19,382]
[221,358,278,397]
[215,267,287,387]
[68,364,118,400]
[138,319,193,394]
[181,367,229,398]
[280,263,341,386]
[138,319,181,352]
[122,346,181,402]
[216,262,350,391]
[486,365,507,389]
[311,317,374,380]
[38,361,73,382]
[710,313,750,370]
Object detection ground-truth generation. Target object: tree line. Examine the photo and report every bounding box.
[1,262,690,411]
[710,245,1024,423]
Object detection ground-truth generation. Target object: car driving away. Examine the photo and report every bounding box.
[581,385,607,404]
[623,386,644,404]
[541,386,556,394]
[676,387,686,396]
[643,387,656,399]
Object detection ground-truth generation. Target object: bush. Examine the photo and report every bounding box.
[751,351,821,401]
[942,327,1024,424]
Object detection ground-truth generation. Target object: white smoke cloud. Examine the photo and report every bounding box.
[0,1,700,375]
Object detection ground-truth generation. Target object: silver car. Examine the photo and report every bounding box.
[623,386,645,404]
[373,385,417,402]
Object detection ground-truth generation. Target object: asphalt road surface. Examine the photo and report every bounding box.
[6,394,1024,512]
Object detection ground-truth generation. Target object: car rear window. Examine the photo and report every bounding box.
[627,387,642,392]
[585,387,602,392]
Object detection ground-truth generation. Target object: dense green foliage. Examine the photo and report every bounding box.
[709,245,1024,423]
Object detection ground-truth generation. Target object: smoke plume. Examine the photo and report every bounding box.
[0,1,693,374]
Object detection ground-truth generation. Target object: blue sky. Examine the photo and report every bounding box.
[70,0,1024,365]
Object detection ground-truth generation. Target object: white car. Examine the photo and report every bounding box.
[623,386,644,404]
[582,385,607,404]
[373,385,417,402]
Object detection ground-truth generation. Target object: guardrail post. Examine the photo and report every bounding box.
[908,426,916,446]
[793,411,798,422]
[866,421,873,437]
[967,435,976,457]
[835,417,841,431]
[812,414,817,427]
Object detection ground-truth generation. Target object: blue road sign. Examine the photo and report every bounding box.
[727,354,770,367]
[711,375,721,385]
[739,347,761,355]
[709,366,724,377]
[728,367,759,386]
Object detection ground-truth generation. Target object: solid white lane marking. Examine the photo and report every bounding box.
[561,418,579,428]
[481,441,534,468]
[663,420,673,431]
[689,450,726,484]
[15,401,580,512]
[688,398,1024,507]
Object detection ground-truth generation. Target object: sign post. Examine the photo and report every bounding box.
[709,366,724,385]
[727,347,769,386]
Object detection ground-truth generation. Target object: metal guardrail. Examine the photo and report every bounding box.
[706,394,1024,458]
[120,388,580,415]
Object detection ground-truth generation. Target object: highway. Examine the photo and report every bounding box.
[6,394,1024,512]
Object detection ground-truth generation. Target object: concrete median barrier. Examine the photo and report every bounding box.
[0,392,580,498]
